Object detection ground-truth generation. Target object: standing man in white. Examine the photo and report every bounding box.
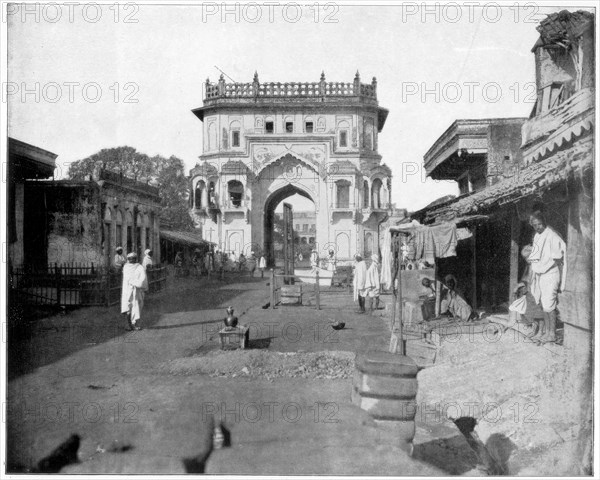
[142,249,153,270]
[527,211,566,344]
[121,252,149,331]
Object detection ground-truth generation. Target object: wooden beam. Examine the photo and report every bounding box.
[471,228,477,310]
[509,211,521,299]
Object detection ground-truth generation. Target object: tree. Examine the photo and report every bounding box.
[153,155,194,230]
[68,146,154,182]
[68,146,193,230]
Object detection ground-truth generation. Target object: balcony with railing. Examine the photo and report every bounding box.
[203,71,378,105]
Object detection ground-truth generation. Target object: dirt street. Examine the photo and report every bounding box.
[7,275,446,475]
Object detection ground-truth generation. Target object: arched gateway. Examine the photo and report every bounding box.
[189,72,392,267]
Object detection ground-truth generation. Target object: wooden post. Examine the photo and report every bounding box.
[105,268,111,306]
[471,228,477,311]
[509,213,521,300]
[397,264,404,355]
[315,270,320,310]
[270,269,275,309]
[435,263,441,317]
[55,262,61,307]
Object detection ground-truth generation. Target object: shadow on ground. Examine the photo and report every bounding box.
[8,276,268,381]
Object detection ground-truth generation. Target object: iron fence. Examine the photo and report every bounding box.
[9,263,167,308]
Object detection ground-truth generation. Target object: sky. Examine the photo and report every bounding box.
[7,2,589,212]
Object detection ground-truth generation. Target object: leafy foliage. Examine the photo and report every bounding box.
[68,146,193,230]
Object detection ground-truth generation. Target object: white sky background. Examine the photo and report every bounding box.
[7,2,586,212]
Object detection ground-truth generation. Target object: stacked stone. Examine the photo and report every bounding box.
[352,350,418,454]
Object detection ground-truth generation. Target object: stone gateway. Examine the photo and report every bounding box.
[189,72,393,267]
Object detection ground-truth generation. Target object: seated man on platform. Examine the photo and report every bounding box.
[440,274,478,322]
[419,278,437,321]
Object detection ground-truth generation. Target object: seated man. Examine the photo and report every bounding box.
[419,278,437,321]
[440,274,478,322]
[509,281,545,336]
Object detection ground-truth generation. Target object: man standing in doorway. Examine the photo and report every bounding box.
[527,211,566,344]
[121,252,148,331]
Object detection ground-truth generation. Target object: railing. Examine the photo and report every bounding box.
[330,202,357,210]
[99,169,160,197]
[205,74,377,102]
[222,199,246,210]
[9,263,168,308]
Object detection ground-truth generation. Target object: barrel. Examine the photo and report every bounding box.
[352,350,418,453]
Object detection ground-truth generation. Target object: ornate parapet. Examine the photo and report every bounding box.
[203,72,378,104]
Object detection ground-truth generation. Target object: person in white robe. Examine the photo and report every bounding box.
[353,254,368,313]
[327,249,337,272]
[114,247,126,272]
[121,252,148,331]
[310,249,319,272]
[142,249,153,270]
[364,254,382,313]
[527,211,566,344]
[259,255,267,278]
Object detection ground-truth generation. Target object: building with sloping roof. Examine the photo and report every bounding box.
[412,10,594,333]
[8,138,58,268]
[160,229,213,270]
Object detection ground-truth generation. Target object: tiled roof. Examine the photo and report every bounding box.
[160,229,212,247]
[416,135,593,224]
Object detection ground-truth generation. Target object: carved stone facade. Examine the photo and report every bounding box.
[189,72,392,265]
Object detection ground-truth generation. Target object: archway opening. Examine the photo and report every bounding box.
[264,184,316,269]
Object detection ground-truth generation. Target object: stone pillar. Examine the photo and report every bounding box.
[352,350,418,454]
[202,187,209,208]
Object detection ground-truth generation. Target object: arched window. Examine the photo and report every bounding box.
[227,180,244,207]
[337,120,350,148]
[335,180,351,208]
[103,207,112,259]
[207,122,217,151]
[284,116,294,133]
[136,212,143,256]
[230,120,241,148]
[336,232,351,258]
[265,117,274,134]
[363,180,370,208]
[363,118,375,150]
[125,211,134,253]
[372,178,383,209]
[304,117,314,133]
[208,181,216,206]
[195,180,206,208]
[144,213,151,252]
[115,210,123,249]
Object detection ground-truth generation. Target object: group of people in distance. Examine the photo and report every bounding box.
[113,246,154,331]
[177,249,268,278]
[350,210,565,345]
